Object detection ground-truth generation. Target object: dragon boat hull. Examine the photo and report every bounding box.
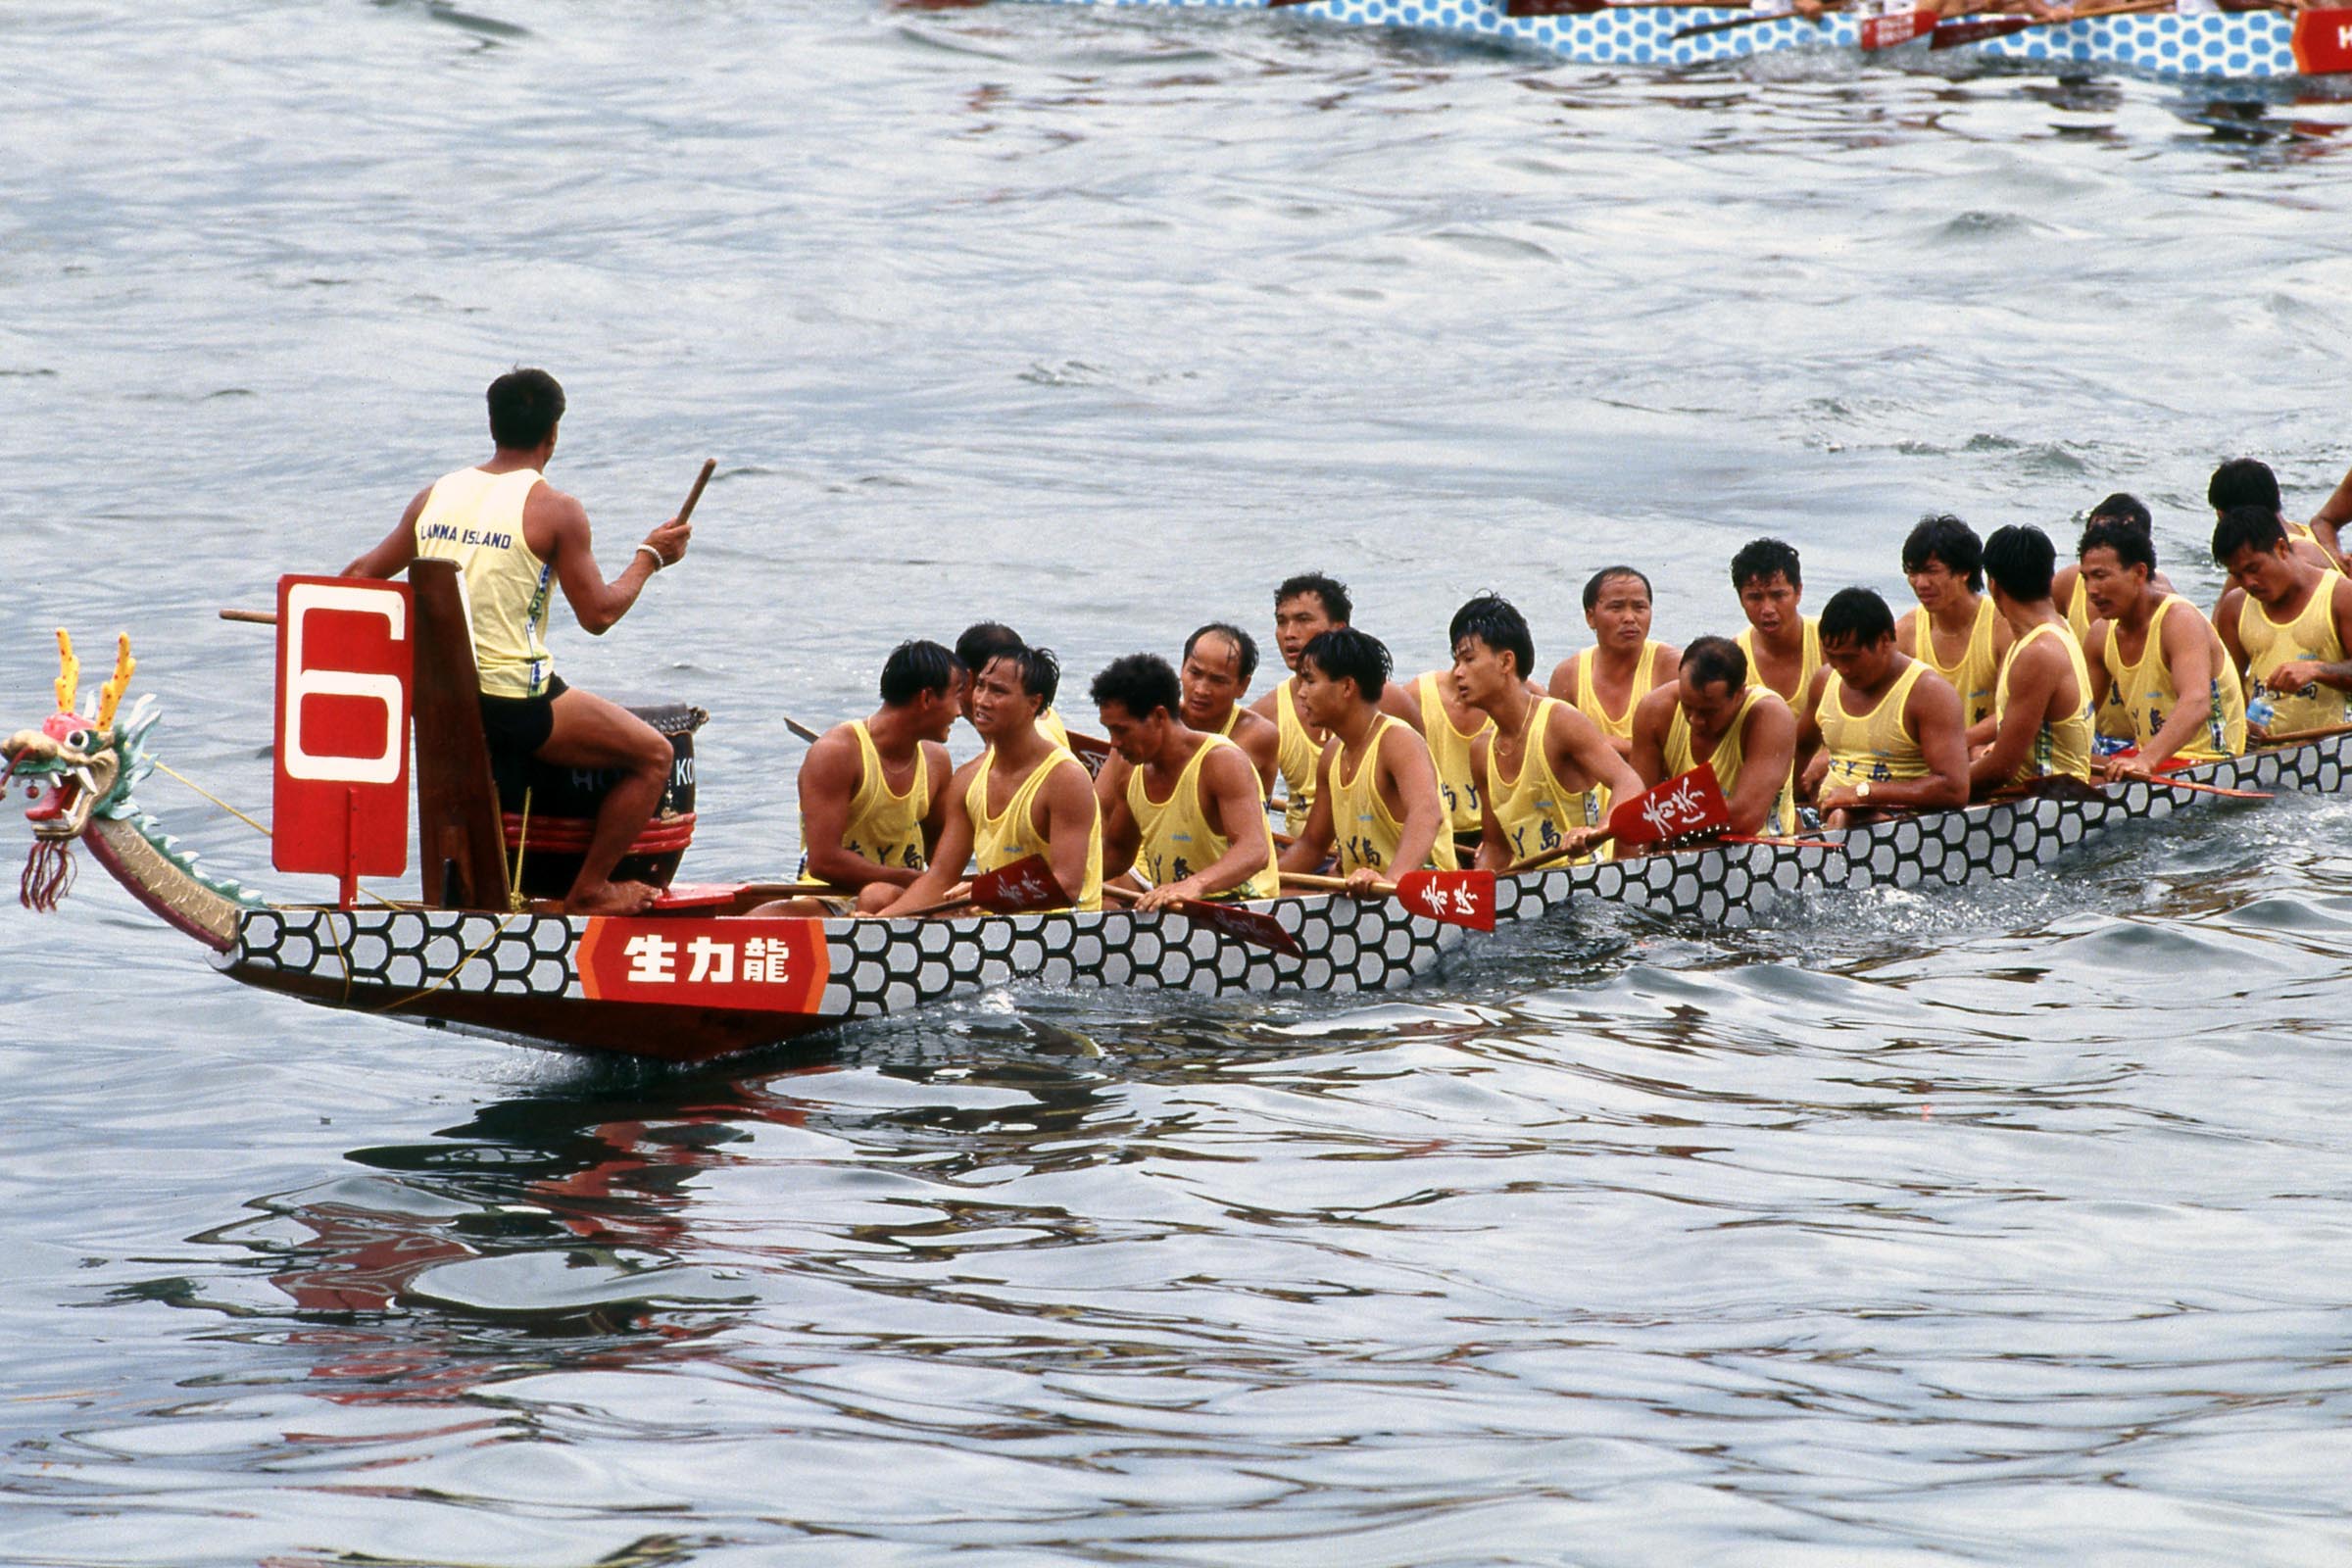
[201,730,2347,1061]
[1027,0,2352,82]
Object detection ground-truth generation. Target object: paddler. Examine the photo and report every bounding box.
[1248,572,1352,835]
[786,639,958,912]
[1967,525,2094,793]
[1801,588,1972,825]
[1547,565,1681,760]
[1731,539,1822,710]
[2052,493,2170,745]
[1628,636,1798,838]
[1894,514,2012,728]
[1092,654,1279,908]
[881,644,1102,915]
[1277,627,1458,894]
[2212,504,2352,738]
[955,621,1073,750]
[340,368,689,916]
[2209,458,2344,574]
[1380,645,1507,853]
[1178,623,1279,796]
[2078,519,2248,780]
[1444,594,1637,870]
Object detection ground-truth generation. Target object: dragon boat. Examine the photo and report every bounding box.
[1019,0,2352,82]
[8,563,2343,1065]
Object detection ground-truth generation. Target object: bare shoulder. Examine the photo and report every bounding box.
[1630,681,1679,735]
[1545,653,1581,699]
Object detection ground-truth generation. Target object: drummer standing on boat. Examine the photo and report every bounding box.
[2212,505,2352,738]
[1968,525,2094,793]
[1249,572,1351,835]
[1277,627,1457,894]
[1091,654,1279,909]
[341,368,688,916]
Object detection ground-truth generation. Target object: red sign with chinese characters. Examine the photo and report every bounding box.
[576,917,831,1014]
[272,575,413,880]
[2293,10,2352,75]
[1858,7,1935,49]
[1395,869,1496,933]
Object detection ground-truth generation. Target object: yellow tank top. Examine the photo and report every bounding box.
[1488,698,1592,864]
[1416,673,1493,838]
[1571,642,1671,740]
[1274,682,1320,835]
[1817,659,1935,786]
[2237,581,2351,733]
[2067,578,2135,741]
[967,746,1102,911]
[1993,624,2094,784]
[414,466,554,698]
[1326,716,1460,877]
[1664,687,1793,836]
[1910,597,2002,727]
[1736,618,1821,708]
[1125,734,1278,901]
[802,720,929,890]
[1037,707,1069,750]
[2101,596,2247,761]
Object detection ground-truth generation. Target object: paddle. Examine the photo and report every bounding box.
[1508,762,1732,873]
[2100,750,2273,800]
[1505,0,1755,15]
[1281,868,1496,932]
[1103,884,1302,956]
[1675,2,1840,41]
[889,855,1070,918]
[2258,719,2352,748]
[1931,0,2172,49]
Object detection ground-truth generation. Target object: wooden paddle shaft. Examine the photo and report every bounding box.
[676,458,715,525]
[220,608,277,625]
[1281,871,1398,896]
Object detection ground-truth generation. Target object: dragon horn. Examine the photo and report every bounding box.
[95,635,135,731]
[54,629,78,714]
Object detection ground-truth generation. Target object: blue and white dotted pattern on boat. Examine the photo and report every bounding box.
[1028,0,2305,80]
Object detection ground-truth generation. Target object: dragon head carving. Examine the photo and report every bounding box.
[3,631,156,907]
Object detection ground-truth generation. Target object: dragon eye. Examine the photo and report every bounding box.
[63,730,90,751]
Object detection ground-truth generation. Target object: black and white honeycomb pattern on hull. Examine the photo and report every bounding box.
[812,895,1462,1019]
[221,734,2348,1014]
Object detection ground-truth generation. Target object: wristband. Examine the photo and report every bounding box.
[635,544,663,571]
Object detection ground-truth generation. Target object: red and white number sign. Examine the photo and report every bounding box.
[2294,10,2352,75]
[577,917,831,1014]
[273,574,413,879]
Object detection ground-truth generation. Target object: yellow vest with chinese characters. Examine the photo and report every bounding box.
[1993,624,2094,784]
[1326,716,1460,877]
[1817,659,1934,787]
[1664,687,1793,836]
[1127,734,1278,901]
[2102,596,2246,761]
[968,746,1102,911]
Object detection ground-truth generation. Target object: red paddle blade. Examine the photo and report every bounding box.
[969,856,1069,913]
[1859,6,1936,48]
[1930,15,2029,48]
[2294,9,2352,74]
[1176,899,1302,957]
[1606,763,1731,847]
[1395,869,1496,932]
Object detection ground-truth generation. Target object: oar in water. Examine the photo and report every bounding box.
[1931,0,2174,48]
[1676,2,1842,41]
[889,856,1071,919]
[1281,868,1497,932]
[1509,762,1733,873]
[1103,884,1302,956]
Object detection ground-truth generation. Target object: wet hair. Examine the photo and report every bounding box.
[982,644,1060,710]
[1679,635,1747,693]
[1298,626,1391,703]
[1819,587,1896,649]
[1183,622,1260,686]
[1731,538,1802,593]
[1275,572,1352,625]
[2212,503,2289,564]
[2087,492,2153,533]
[1981,525,2055,603]
[954,620,1024,675]
[1583,565,1653,613]
[1447,593,1535,683]
[1901,513,1985,593]
[487,368,564,450]
[1090,653,1182,720]
[2208,458,2282,515]
[2079,517,2157,574]
[878,638,958,706]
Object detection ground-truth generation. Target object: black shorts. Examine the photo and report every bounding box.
[478,675,568,763]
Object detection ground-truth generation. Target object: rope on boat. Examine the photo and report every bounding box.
[508,786,532,913]
[152,760,273,840]
[369,912,517,1016]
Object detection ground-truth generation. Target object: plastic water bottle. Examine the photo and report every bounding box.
[2247,692,2277,731]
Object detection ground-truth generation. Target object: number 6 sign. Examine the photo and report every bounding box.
[273,574,414,892]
